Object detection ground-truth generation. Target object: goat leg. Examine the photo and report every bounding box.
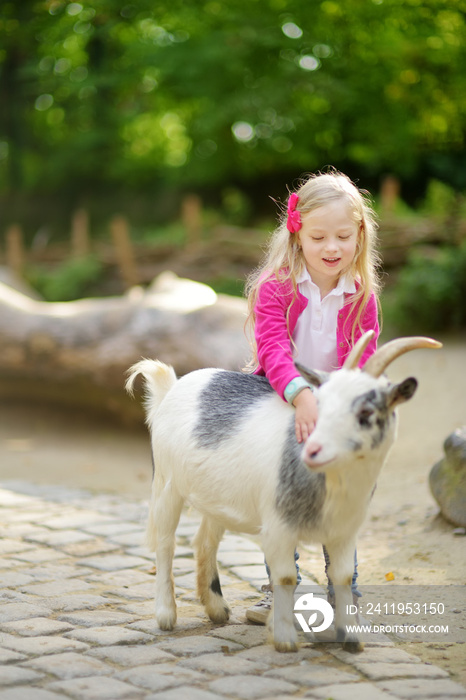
[148,482,183,630]
[194,517,230,624]
[263,531,299,652]
[325,540,364,653]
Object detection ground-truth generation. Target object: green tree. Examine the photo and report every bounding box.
[0,0,465,201]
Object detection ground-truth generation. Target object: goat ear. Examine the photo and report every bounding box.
[295,362,330,388]
[387,377,418,409]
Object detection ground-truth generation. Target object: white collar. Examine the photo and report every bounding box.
[296,267,356,296]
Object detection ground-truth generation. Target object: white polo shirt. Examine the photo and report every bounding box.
[292,269,356,372]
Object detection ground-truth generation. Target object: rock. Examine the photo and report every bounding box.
[429,427,466,527]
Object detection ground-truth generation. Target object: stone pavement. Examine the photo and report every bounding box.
[1,481,465,700]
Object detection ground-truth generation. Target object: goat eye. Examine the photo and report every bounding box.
[358,408,373,428]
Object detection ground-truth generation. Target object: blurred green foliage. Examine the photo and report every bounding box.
[2,0,466,330]
[421,180,461,217]
[205,276,246,298]
[26,255,104,301]
[383,243,466,333]
[0,0,465,211]
[129,222,187,246]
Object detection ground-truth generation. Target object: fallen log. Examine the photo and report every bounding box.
[0,271,250,424]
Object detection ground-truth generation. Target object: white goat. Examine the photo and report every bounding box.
[126,332,441,653]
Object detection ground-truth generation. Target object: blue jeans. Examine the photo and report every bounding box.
[323,545,361,598]
[265,547,360,596]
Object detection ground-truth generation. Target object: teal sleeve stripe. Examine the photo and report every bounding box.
[284,377,312,405]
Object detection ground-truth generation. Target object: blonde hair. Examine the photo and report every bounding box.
[244,169,382,371]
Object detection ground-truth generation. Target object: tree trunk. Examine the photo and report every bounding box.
[0,272,249,424]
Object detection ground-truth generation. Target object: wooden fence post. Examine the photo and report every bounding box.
[71,208,90,258]
[6,224,24,276]
[110,215,139,289]
[182,194,202,249]
[380,175,400,214]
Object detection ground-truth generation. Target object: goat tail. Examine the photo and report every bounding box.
[126,359,177,425]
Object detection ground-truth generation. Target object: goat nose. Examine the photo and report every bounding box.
[305,441,322,460]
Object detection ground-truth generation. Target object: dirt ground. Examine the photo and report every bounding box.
[1,336,465,684]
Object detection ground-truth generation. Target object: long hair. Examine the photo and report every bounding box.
[244,170,382,371]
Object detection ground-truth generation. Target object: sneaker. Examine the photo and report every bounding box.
[246,584,273,625]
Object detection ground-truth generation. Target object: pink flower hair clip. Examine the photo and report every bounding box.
[286,193,302,233]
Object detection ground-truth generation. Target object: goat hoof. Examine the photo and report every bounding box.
[343,638,364,654]
[271,628,299,653]
[269,622,299,652]
[206,597,231,624]
[208,605,231,624]
[274,639,299,653]
[156,610,176,631]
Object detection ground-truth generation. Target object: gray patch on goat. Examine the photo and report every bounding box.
[372,415,390,449]
[193,371,275,449]
[276,419,326,528]
[352,389,391,450]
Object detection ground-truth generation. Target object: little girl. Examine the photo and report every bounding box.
[244,169,381,624]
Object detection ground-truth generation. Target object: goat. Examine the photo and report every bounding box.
[126,332,441,653]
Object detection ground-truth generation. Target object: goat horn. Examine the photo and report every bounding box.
[342,330,376,370]
[362,336,442,377]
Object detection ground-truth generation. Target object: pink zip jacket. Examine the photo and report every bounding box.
[254,274,379,401]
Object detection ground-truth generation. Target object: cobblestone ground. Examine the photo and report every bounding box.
[1,481,465,700]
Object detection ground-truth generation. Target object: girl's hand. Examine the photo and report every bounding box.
[292,388,318,443]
